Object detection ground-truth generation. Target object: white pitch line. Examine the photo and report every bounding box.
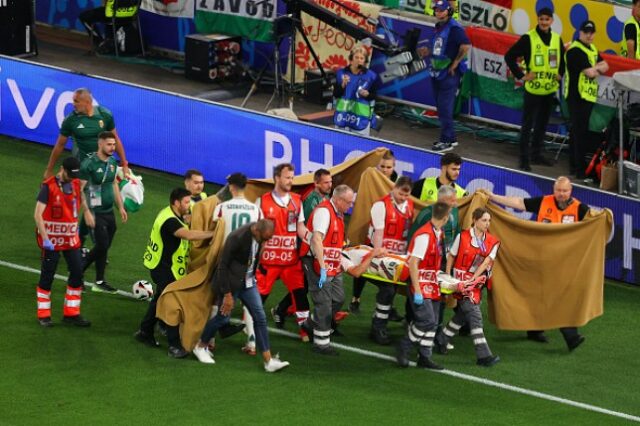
[3,259,639,422]
[0,259,141,300]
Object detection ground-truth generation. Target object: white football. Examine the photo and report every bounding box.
[132,280,154,300]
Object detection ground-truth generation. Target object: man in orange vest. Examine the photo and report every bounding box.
[256,163,311,341]
[487,176,588,351]
[367,176,415,345]
[34,157,95,327]
[300,185,355,355]
[396,201,451,370]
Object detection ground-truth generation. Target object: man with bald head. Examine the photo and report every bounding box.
[488,176,588,351]
[45,88,129,179]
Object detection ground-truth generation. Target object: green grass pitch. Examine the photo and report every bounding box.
[1,136,639,425]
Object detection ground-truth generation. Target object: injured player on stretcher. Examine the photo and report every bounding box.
[341,245,486,301]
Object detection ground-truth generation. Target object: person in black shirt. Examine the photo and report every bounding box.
[487,176,588,352]
[565,21,609,178]
[505,8,565,171]
[134,188,215,358]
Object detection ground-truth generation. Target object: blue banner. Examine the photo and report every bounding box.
[1,56,638,285]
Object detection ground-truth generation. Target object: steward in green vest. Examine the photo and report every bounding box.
[143,188,215,281]
[105,0,138,18]
[564,20,609,179]
[184,169,207,210]
[136,188,215,356]
[504,7,564,171]
[621,3,640,60]
[411,152,467,202]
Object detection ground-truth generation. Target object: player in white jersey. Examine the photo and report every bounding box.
[212,173,262,355]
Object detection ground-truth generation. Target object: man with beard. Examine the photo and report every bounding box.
[303,169,333,220]
[79,131,128,293]
[257,163,311,342]
[487,176,588,351]
[135,188,215,358]
[272,168,332,330]
[412,152,466,202]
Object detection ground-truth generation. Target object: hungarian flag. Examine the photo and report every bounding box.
[141,0,194,18]
[195,0,276,42]
[467,26,639,132]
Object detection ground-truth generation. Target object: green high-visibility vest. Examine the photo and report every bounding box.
[189,191,208,209]
[564,41,599,103]
[525,29,561,96]
[143,206,190,279]
[419,177,466,203]
[620,17,640,59]
[105,0,138,18]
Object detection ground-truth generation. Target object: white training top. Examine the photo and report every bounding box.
[449,228,499,260]
[368,197,409,241]
[213,197,262,240]
[408,227,442,260]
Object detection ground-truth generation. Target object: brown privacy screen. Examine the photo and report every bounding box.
[158,149,612,350]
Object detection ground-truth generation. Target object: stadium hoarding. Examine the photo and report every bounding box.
[0,55,638,285]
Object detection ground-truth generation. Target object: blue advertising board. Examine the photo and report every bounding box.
[1,56,638,284]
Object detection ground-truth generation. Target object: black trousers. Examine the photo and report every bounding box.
[38,248,84,290]
[79,7,112,45]
[568,98,594,178]
[520,92,554,166]
[83,212,117,282]
[140,267,181,347]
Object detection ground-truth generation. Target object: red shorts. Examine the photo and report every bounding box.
[256,262,304,296]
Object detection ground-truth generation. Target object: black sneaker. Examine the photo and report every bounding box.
[432,141,453,153]
[93,281,118,294]
[519,162,532,172]
[434,342,448,355]
[417,356,444,370]
[312,345,339,356]
[567,335,585,352]
[526,330,549,343]
[348,300,361,315]
[134,329,160,347]
[62,315,91,327]
[369,328,391,345]
[38,317,54,328]
[219,323,245,339]
[389,307,404,322]
[477,355,501,367]
[270,307,285,329]
[167,346,189,359]
[396,345,410,368]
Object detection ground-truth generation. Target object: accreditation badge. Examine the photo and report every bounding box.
[548,49,558,68]
[287,210,297,232]
[88,184,103,207]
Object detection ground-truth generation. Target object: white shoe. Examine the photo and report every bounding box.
[264,356,290,373]
[446,343,454,350]
[193,346,215,364]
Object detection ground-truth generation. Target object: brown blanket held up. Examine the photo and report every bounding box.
[348,168,612,331]
[156,148,392,351]
[155,197,223,352]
